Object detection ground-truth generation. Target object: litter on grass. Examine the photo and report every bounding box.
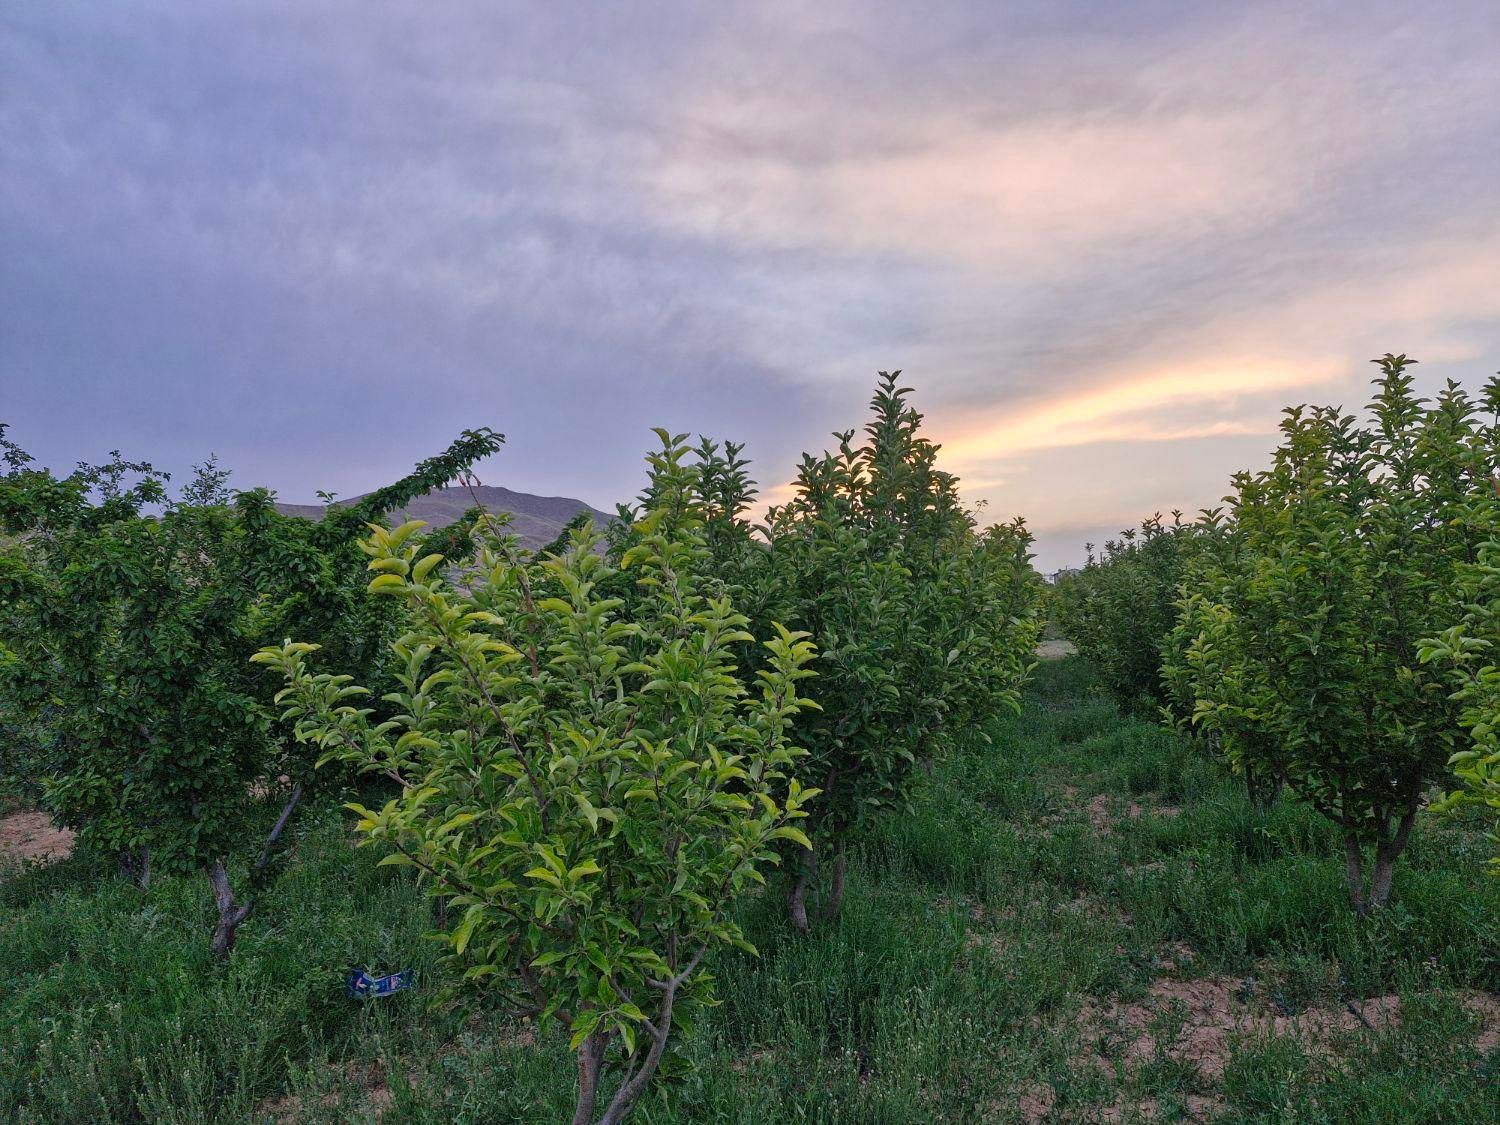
[346,967,414,999]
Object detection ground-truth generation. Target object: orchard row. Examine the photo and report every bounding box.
[0,375,1042,1124]
[1054,354,1500,917]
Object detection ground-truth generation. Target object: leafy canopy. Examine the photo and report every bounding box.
[1170,357,1500,910]
[618,376,1045,932]
[0,425,501,950]
[258,431,819,1124]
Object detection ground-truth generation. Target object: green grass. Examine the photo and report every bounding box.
[3,658,1497,1122]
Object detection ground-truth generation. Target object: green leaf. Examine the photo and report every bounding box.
[767,826,813,849]
[573,792,600,832]
[452,906,483,955]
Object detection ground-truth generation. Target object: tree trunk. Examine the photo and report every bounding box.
[251,783,304,874]
[1343,800,1419,916]
[119,845,151,890]
[1266,773,1285,807]
[1368,850,1396,913]
[594,952,697,1125]
[208,860,253,960]
[1244,765,1283,810]
[1367,804,1418,911]
[1343,835,1368,918]
[787,847,817,935]
[207,783,305,959]
[819,848,848,924]
[570,1030,608,1125]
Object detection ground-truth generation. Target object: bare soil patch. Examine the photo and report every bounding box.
[1085,795,1115,832]
[1013,1082,1223,1122]
[1054,893,1130,926]
[0,809,74,867]
[1080,976,1500,1082]
[1084,795,1158,833]
[261,1059,406,1124]
[1010,980,1497,1122]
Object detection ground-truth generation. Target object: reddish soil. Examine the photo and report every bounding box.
[1014,1082,1223,1122]
[0,809,74,867]
[1011,980,1498,1121]
[1081,977,1500,1082]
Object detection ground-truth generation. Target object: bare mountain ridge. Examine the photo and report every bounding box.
[276,485,616,550]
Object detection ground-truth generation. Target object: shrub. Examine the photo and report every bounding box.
[1171,356,1500,913]
[1419,539,1500,874]
[257,433,819,1125]
[1162,584,1286,808]
[676,375,1044,931]
[1053,512,1213,716]
[0,424,502,955]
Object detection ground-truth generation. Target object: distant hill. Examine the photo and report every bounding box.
[276,485,616,550]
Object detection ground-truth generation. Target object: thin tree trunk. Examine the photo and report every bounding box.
[1343,834,1368,918]
[1368,851,1396,913]
[594,946,704,1125]
[1266,773,1284,807]
[787,847,817,935]
[570,1030,607,1125]
[251,783,304,873]
[1244,765,1283,810]
[819,848,848,924]
[209,859,253,959]
[120,845,151,890]
[1367,804,1418,911]
[207,783,305,960]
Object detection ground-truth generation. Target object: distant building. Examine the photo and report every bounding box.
[1045,567,1081,585]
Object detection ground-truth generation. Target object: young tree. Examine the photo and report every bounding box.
[1054,513,1213,715]
[669,375,1044,931]
[1172,357,1500,913]
[0,425,502,955]
[257,432,818,1125]
[1162,586,1286,808]
[1419,536,1500,875]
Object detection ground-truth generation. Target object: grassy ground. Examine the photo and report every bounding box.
[2,658,1497,1123]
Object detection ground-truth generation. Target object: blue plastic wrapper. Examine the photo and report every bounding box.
[346,967,415,999]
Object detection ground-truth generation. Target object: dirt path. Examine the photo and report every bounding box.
[1035,638,1077,660]
[0,809,74,866]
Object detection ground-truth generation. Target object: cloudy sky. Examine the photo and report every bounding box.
[4,2,1499,569]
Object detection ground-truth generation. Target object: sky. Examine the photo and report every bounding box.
[4,2,1499,571]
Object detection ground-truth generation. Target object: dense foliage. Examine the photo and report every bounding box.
[1181,359,1500,911]
[1113,357,1500,912]
[0,424,502,953]
[6,660,1497,1123]
[258,434,819,1124]
[2,377,1046,1119]
[755,377,1042,929]
[11,356,1500,1120]
[612,376,1044,931]
[1420,539,1500,874]
[1052,513,1212,715]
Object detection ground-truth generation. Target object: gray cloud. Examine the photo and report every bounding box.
[3,1,1498,569]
